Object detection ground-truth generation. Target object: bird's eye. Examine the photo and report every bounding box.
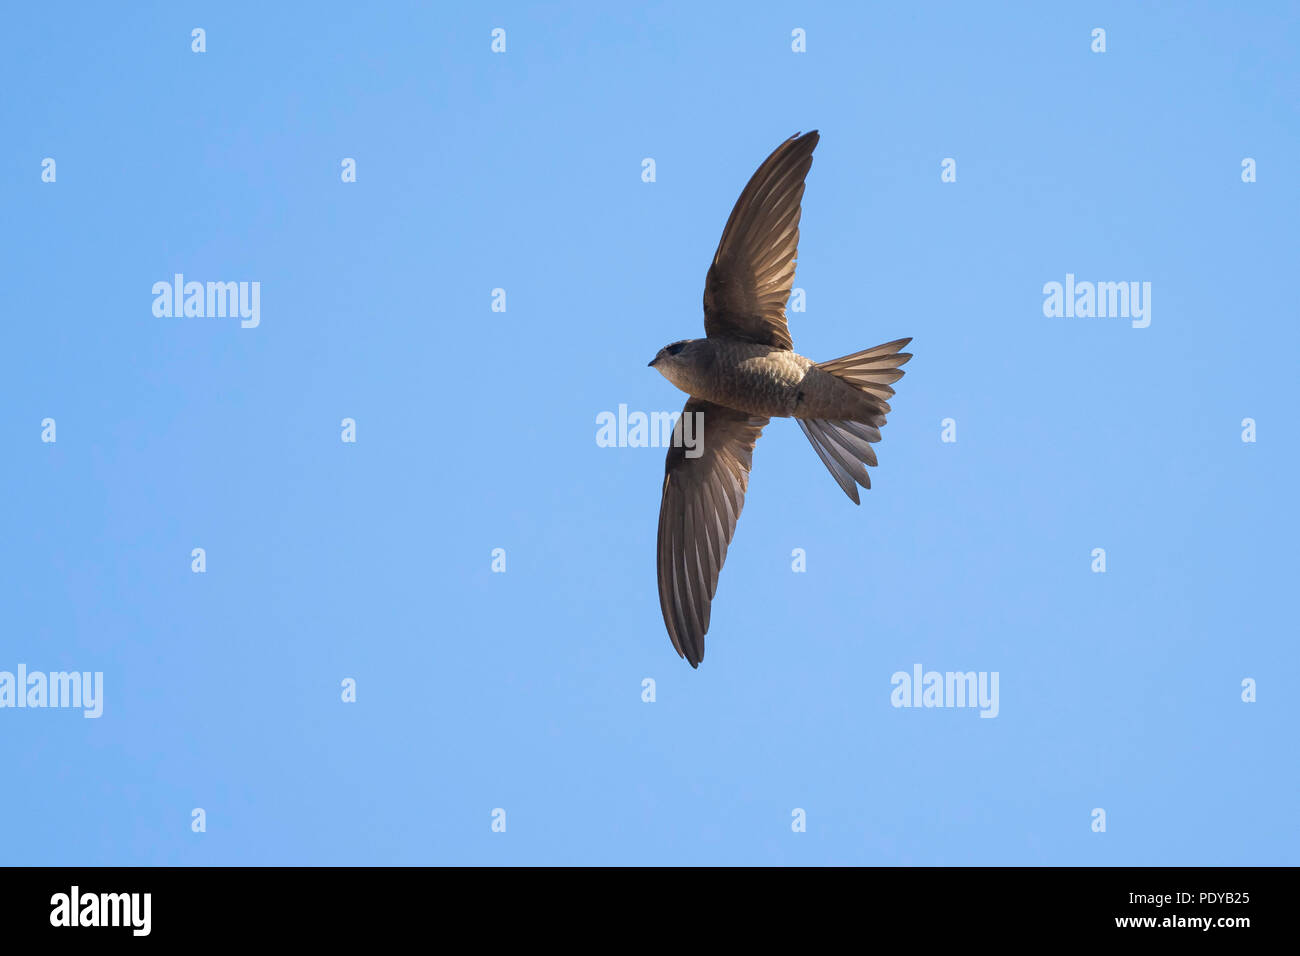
[666,342,685,356]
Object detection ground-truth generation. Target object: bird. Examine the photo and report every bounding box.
[649,131,912,668]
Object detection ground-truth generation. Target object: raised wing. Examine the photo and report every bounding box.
[702,131,819,351]
[656,398,768,667]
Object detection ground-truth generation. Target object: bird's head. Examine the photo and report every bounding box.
[648,339,694,370]
[648,339,701,391]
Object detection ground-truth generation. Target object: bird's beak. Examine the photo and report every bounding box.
[647,356,658,367]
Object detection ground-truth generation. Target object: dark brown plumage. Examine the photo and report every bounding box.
[649,131,913,667]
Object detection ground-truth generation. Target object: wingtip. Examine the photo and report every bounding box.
[673,643,702,669]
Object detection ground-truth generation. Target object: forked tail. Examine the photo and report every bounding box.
[797,337,912,504]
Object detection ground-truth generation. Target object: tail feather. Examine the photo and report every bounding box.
[798,337,912,504]
[815,337,913,406]
[797,419,867,504]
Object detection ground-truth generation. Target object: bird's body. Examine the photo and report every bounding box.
[655,337,883,421]
[649,131,913,668]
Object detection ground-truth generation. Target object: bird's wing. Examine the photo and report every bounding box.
[657,398,768,667]
[702,131,819,351]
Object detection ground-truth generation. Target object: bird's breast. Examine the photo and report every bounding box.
[703,343,813,418]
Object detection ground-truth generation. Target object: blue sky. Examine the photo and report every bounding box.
[1,1,1296,865]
